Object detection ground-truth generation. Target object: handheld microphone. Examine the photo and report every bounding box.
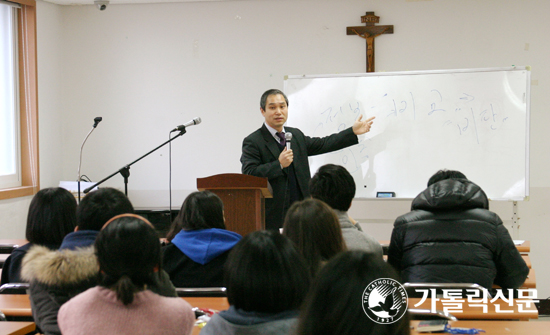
[93,117,102,128]
[285,132,292,150]
[171,117,202,132]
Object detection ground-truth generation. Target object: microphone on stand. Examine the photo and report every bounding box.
[78,117,102,202]
[171,117,202,132]
[93,117,102,128]
[285,132,292,150]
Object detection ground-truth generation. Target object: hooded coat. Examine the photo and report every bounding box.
[162,228,241,288]
[387,178,529,290]
[21,231,176,335]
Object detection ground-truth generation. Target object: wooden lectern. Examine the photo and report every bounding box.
[197,173,272,237]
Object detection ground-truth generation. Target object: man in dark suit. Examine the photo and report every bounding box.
[241,89,375,230]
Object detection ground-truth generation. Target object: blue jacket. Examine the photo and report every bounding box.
[163,228,241,287]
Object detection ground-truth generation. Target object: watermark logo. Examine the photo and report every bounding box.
[362,278,408,324]
[413,288,539,314]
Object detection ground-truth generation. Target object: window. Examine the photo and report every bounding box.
[0,3,21,189]
[0,0,39,200]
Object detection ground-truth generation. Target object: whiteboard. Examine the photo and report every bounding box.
[284,67,530,200]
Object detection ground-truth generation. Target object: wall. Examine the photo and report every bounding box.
[1,0,548,297]
[36,0,66,189]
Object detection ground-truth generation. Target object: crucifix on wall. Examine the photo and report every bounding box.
[347,12,393,72]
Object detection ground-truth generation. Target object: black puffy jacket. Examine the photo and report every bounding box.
[387,179,529,290]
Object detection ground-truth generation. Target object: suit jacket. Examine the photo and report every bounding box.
[241,124,358,229]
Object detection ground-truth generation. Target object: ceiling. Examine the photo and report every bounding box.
[43,0,255,7]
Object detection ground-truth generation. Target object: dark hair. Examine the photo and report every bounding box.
[77,188,134,231]
[26,187,77,245]
[224,230,310,313]
[427,169,468,186]
[165,191,225,242]
[309,164,355,211]
[298,250,410,335]
[282,199,346,276]
[95,215,161,305]
[260,89,289,111]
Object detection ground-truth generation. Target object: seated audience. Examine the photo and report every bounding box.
[1,187,77,285]
[58,214,195,335]
[21,187,176,335]
[309,163,383,257]
[297,250,410,335]
[200,230,310,335]
[162,191,242,287]
[387,169,529,290]
[283,198,346,276]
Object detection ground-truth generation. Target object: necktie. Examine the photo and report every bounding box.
[276,132,286,146]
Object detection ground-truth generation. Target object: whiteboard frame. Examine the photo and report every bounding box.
[284,66,531,201]
[286,66,528,80]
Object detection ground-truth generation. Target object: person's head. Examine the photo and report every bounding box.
[165,190,225,241]
[224,230,310,314]
[309,164,355,212]
[77,188,134,231]
[26,187,77,245]
[298,250,410,335]
[96,214,161,305]
[427,169,468,186]
[283,199,346,276]
[260,89,289,132]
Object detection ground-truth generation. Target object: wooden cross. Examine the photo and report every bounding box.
[347,12,393,72]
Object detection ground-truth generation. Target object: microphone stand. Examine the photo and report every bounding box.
[83,128,187,195]
[78,124,100,203]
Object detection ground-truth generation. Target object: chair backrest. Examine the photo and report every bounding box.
[0,283,30,294]
[408,308,458,321]
[175,287,227,297]
[0,244,19,254]
[404,282,492,299]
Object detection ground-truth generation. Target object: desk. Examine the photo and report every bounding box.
[0,240,27,256]
[0,241,27,255]
[182,297,229,335]
[0,241,27,246]
[411,320,549,334]
[0,295,32,317]
[522,254,531,268]
[409,298,538,320]
[182,297,229,312]
[516,241,531,253]
[520,268,536,289]
[0,322,35,335]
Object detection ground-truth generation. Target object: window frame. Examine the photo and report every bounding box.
[0,3,21,189]
[0,0,39,200]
